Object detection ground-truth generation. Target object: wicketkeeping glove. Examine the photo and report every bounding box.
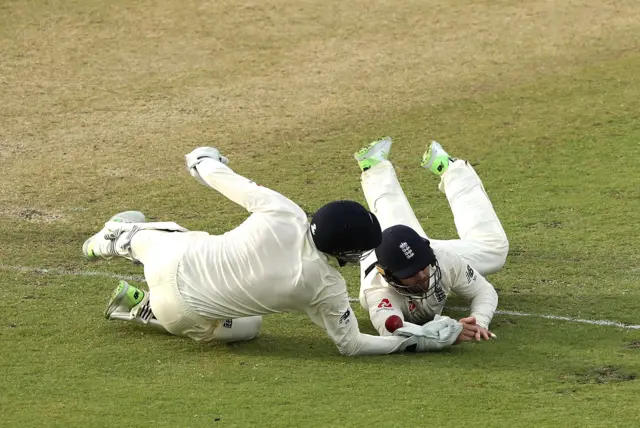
[185,147,229,186]
[392,315,463,352]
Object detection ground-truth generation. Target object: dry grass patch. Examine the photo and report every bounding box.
[2,1,639,191]
[0,208,67,223]
[1,0,639,233]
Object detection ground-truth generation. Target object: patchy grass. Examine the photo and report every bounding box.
[562,366,637,385]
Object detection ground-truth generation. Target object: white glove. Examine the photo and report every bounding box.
[393,315,463,352]
[185,147,229,186]
[396,335,419,353]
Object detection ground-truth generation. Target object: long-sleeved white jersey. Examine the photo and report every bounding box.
[174,159,411,356]
[359,244,498,335]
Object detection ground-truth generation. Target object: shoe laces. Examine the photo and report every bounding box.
[103,229,125,257]
[102,225,141,259]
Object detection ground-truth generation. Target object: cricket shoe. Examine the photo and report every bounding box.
[82,211,146,261]
[105,280,165,331]
[420,141,456,175]
[105,280,146,319]
[354,137,393,172]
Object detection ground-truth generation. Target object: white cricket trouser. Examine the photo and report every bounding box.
[128,230,262,343]
[359,160,509,277]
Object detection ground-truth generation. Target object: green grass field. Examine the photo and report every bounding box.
[1,1,639,427]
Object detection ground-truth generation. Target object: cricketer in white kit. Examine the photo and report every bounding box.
[83,146,465,356]
[355,138,509,342]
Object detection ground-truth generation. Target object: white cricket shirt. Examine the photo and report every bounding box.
[175,159,411,356]
[359,246,499,335]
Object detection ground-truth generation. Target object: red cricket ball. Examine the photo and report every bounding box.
[385,315,403,333]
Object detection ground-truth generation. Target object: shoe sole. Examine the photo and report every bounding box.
[421,142,447,170]
[104,282,129,319]
[354,138,393,161]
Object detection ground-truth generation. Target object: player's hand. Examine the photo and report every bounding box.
[185,146,229,170]
[459,316,477,326]
[185,147,229,186]
[458,316,495,341]
[474,326,495,341]
[454,321,477,343]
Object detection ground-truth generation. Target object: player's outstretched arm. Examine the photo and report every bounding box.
[306,287,419,356]
[309,291,477,355]
[184,146,305,219]
[446,250,499,332]
[306,302,416,356]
